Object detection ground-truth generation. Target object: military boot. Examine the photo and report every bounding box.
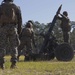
[17,56,20,61]
[0,58,5,70]
[0,63,5,70]
[24,55,30,61]
[10,62,17,69]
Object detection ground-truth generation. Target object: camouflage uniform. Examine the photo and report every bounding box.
[57,11,71,43]
[0,0,22,69]
[18,22,35,61]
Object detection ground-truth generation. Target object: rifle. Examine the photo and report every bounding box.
[40,5,62,53]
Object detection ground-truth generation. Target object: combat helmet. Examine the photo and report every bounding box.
[63,11,68,16]
[28,20,34,25]
[26,22,33,28]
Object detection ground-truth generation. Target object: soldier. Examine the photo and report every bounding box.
[17,20,36,61]
[57,11,71,43]
[0,0,22,69]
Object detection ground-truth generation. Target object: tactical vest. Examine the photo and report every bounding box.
[60,18,71,32]
[22,28,33,37]
[0,2,18,24]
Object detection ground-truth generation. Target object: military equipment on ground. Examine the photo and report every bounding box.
[25,5,74,61]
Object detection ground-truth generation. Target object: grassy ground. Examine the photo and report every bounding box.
[0,55,75,75]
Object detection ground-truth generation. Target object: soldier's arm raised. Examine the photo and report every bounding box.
[60,13,69,20]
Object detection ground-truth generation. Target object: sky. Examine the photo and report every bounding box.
[0,0,75,24]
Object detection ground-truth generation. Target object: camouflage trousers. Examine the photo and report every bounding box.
[18,37,33,57]
[63,31,70,43]
[0,24,19,64]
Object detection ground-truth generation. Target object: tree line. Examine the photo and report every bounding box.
[6,20,75,54]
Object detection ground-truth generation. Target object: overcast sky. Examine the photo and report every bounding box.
[0,0,75,24]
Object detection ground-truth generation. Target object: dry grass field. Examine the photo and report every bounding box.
[0,55,75,75]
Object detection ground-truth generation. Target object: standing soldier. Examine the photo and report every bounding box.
[0,0,22,69]
[57,11,71,43]
[17,20,36,61]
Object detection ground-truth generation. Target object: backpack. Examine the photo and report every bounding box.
[0,3,18,24]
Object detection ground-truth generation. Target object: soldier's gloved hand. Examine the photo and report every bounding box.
[60,13,63,16]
